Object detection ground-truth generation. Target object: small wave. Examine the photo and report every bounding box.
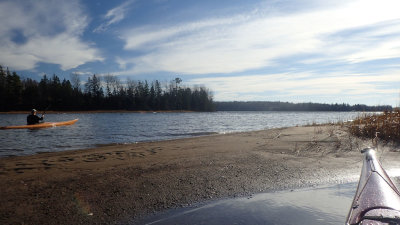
[189,132,218,136]
[6,148,25,152]
[167,132,218,137]
[1,154,17,157]
[37,151,52,154]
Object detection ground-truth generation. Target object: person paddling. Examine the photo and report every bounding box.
[27,109,44,125]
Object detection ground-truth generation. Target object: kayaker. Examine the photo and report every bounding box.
[27,109,44,125]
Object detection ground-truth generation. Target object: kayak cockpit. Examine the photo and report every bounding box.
[362,208,400,224]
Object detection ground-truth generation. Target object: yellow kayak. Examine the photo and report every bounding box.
[0,119,78,129]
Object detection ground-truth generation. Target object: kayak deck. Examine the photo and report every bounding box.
[0,119,78,129]
[346,148,400,225]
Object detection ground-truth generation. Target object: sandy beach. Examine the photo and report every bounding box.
[1,125,400,225]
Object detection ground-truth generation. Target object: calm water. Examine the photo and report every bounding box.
[134,177,400,225]
[0,111,363,157]
[133,182,357,225]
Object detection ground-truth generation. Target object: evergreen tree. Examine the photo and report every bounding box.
[0,66,217,112]
[0,66,6,110]
[5,71,23,109]
[22,78,39,109]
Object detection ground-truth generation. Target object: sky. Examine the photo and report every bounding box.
[1,0,400,106]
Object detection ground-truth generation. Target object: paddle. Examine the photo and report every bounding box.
[41,104,51,121]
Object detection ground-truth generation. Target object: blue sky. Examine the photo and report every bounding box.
[1,0,400,106]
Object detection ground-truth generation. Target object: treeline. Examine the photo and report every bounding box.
[0,66,215,111]
[215,101,392,112]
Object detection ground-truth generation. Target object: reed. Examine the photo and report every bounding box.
[348,110,400,143]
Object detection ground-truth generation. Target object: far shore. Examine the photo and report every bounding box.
[0,110,197,114]
[1,125,400,224]
[0,109,385,115]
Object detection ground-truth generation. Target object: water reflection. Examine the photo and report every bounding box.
[134,183,357,225]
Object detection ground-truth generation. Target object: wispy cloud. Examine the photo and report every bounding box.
[188,70,400,105]
[94,0,135,33]
[0,0,102,71]
[117,0,400,75]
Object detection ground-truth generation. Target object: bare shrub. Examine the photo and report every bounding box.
[348,110,400,144]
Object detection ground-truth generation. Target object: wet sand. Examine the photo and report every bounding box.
[1,125,400,225]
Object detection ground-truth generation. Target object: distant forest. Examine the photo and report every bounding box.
[215,101,392,112]
[0,65,393,113]
[0,65,215,112]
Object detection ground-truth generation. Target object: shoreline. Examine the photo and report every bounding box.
[1,125,400,224]
[0,110,384,115]
[0,110,197,114]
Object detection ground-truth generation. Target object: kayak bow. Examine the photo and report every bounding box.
[0,119,78,129]
[346,148,400,225]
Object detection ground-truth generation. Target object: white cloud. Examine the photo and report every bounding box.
[94,0,135,33]
[0,0,102,71]
[118,0,400,75]
[187,70,400,105]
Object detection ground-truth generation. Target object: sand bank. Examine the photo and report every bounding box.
[1,125,399,224]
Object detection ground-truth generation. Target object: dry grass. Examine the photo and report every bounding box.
[349,110,400,143]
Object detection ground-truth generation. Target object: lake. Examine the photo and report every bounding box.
[134,175,400,225]
[0,111,364,157]
[133,182,357,225]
